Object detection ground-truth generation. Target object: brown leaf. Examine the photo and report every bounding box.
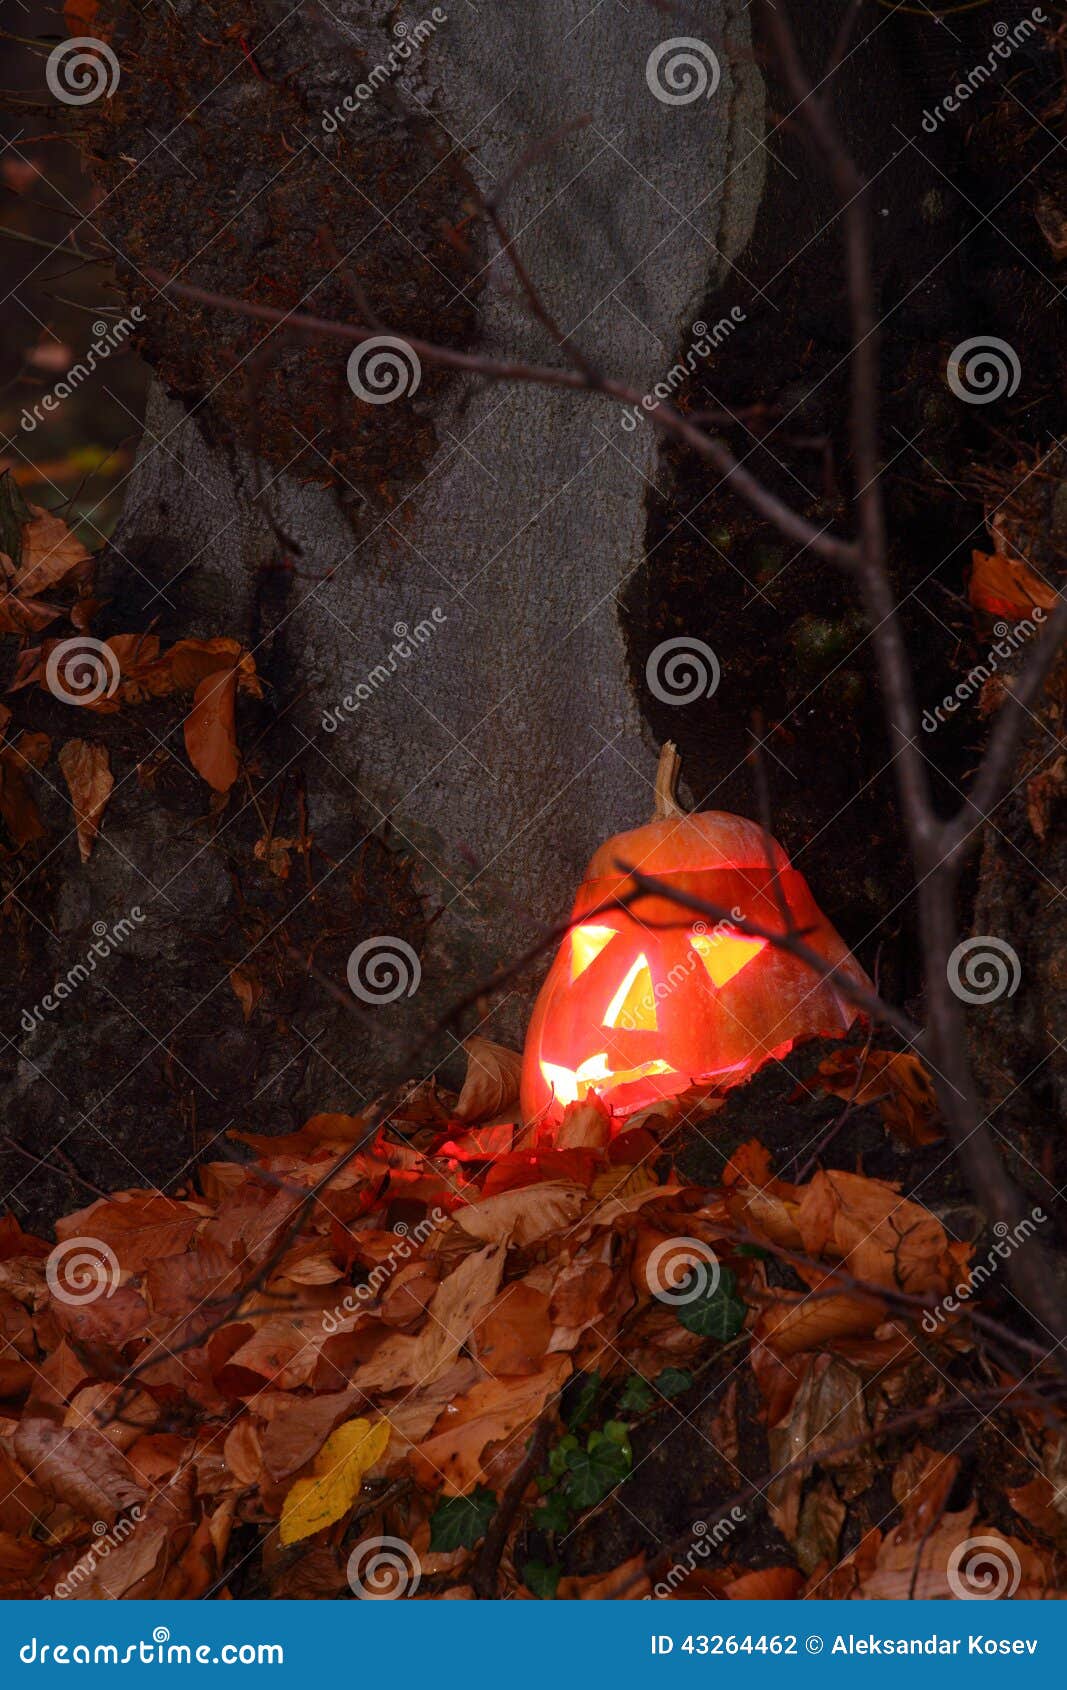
[455,1181,587,1248]
[75,1470,202,1600]
[223,1419,263,1488]
[473,1281,553,1376]
[413,1357,568,1496]
[254,834,298,878]
[969,548,1058,619]
[63,1384,157,1450]
[185,666,238,791]
[15,506,91,597]
[815,1048,942,1148]
[558,1553,649,1599]
[793,1168,963,1296]
[767,1355,874,1542]
[13,1418,145,1524]
[228,966,261,1022]
[455,1035,522,1122]
[794,1477,846,1575]
[58,739,113,862]
[56,1191,203,1272]
[355,1241,507,1392]
[555,1095,611,1152]
[892,1444,961,1533]
[759,1292,885,1358]
[858,1504,1048,1599]
[0,593,64,634]
[723,1566,804,1600]
[261,1389,359,1483]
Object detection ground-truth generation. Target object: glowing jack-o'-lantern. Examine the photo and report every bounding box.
[520,744,869,1128]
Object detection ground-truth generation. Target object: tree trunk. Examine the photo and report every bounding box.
[4,2,767,1214]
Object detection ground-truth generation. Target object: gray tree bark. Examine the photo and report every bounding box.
[4,2,766,1209]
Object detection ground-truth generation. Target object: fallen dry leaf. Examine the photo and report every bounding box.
[15,506,91,598]
[793,1168,964,1297]
[58,739,113,862]
[354,1241,506,1392]
[228,966,261,1022]
[185,666,238,792]
[13,1419,144,1524]
[815,1048,942,1148]
[455,1036,523,1122]
[412,1356,570,1496]
[969,548,1058,619]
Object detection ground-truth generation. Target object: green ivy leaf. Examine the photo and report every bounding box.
[565,1370,602,1429]
[617,1375,654,1414]
[654,1366,693,1398]
[676,1266,747,1341]
[428,1485,497,1551]
[523,1559,561,1600]
[563,1437,631,1510]
[547,1433,579,1480]
[596,1420,633,1460]
[532,1489,571,1535]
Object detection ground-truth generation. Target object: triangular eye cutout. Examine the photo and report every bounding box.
[691,929,767,988]
[570,924,616,982]
[602,953,657,1030]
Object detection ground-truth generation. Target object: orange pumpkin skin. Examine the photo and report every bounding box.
[520,809,869,1128]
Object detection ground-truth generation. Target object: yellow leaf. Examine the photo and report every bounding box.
[278,1418,389,1546]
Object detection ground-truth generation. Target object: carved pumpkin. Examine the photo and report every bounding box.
[521,744,869,1127]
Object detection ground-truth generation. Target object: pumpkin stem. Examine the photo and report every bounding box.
[653,741,686,819]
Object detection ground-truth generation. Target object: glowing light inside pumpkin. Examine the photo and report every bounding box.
[539,1053,675,1110]
[602,952,657,1030]
[569,923,616,981]
[691,929,767,987]
[538,926,771,1113]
